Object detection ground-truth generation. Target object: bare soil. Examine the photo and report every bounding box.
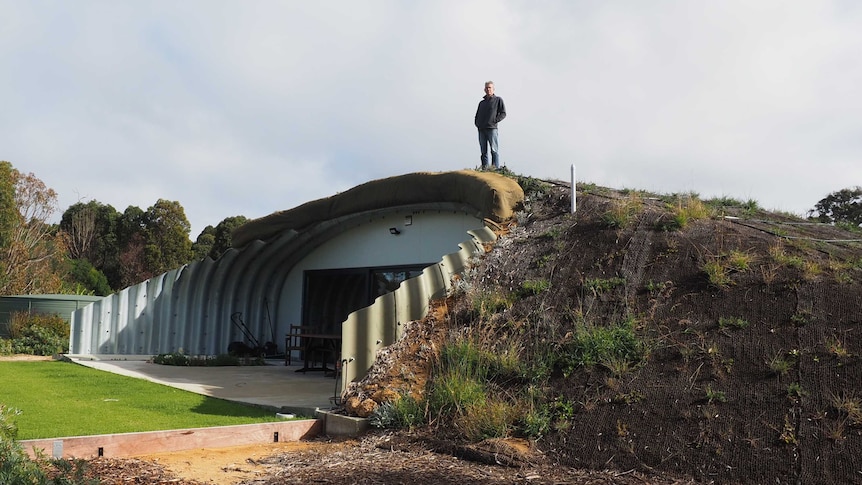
[80,433,698,484]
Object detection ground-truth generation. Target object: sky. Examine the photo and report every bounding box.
[2,1,860,238]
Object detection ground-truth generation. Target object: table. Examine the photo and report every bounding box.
[293,333,342,376]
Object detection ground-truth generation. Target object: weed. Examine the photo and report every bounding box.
[521,405,552,438]
[829,392,862,427]
[704,196,760,214]
[560,316,646,375]
[536,254,554,268]
[499,168,550,197]
[802,260,822,281]
[369,395,425,429]
[427,370,487,418]
[519,279,550,297]
[455,400,517,440]
[602,195,643,228]
[705,385,727,404]
[718,316,749,331]
[787,383,807,399]
[583,276,626,294]
[577,182,598,194]
[824,421,847,442]
[790,311,811,327]
[825,336,852,358]
[768,243,804,269]
[645,280,669,293]
[611,391,646,405]
[657,194,711,231]
[779,414,797,445]
[727,250,754,271]
[767,352,793,377]
[759,263,781,285]
[539,226,563,240]
[703,259,733,289]
[472,289,515,317]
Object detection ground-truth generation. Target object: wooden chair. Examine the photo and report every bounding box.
[285,325,316,365]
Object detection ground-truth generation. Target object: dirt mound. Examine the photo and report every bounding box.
[346,182,862,484]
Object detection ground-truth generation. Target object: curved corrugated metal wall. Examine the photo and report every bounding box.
[69,203,490,358]
[340,226,496,391]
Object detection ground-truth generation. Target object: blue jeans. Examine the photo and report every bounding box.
[478,129,499,169]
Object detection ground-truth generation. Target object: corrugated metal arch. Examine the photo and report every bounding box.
[69,202,491,357]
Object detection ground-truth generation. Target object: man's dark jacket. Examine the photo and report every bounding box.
[475,95,506,129]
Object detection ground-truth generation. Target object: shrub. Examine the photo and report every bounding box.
[153,351,190,366]
[8,312,69,356]
[369,394,425,430]
[0,338,12,355]
[0,404,46,484]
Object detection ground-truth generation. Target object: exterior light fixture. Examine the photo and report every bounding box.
[389,227,401,235]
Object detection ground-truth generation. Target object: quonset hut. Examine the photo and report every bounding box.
[69,170,524,387]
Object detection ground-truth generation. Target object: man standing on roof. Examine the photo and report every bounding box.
[474,80,506,170]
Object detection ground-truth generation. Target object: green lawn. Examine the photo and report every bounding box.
[0,360,282,440]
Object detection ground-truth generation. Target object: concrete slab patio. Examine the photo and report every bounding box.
[66,355,340,415]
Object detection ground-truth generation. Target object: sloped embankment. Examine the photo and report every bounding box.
[349,182,862,484]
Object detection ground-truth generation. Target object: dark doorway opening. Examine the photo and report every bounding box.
[302,264,429,334]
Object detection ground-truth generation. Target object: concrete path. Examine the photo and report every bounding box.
[67,355,339,414]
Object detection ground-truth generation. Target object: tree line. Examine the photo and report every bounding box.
[0,160,247,296]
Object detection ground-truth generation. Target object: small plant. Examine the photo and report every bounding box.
[727,250,754,271]
[718,316,749,331]
[583,276,626,294]
[369,394,425,430]
[768,243,805,269]
[519,279,550,297]
[657,194,711,231]
[790,311,811,327]
[472,289,515,317]
[705,385,727,403]
[787,383,807,399]
[602,195,643,229]
[829,392,862,427]
[825,336,852,358]
[779,414,797,445]
[767,352,793,377]
[702,259,733,289]
[538,226,563,240]
[645,280,668,294]
[153,351,190,366]
[560,316,646,375]
[802,260,822,281]
[455,400,516,441]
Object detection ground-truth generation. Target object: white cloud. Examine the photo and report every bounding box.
[1,0,860,235]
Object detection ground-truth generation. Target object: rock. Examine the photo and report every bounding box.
[344,396,377,418]
[371,388,399,403]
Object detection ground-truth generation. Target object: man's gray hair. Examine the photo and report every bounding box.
[485,80,494,86]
